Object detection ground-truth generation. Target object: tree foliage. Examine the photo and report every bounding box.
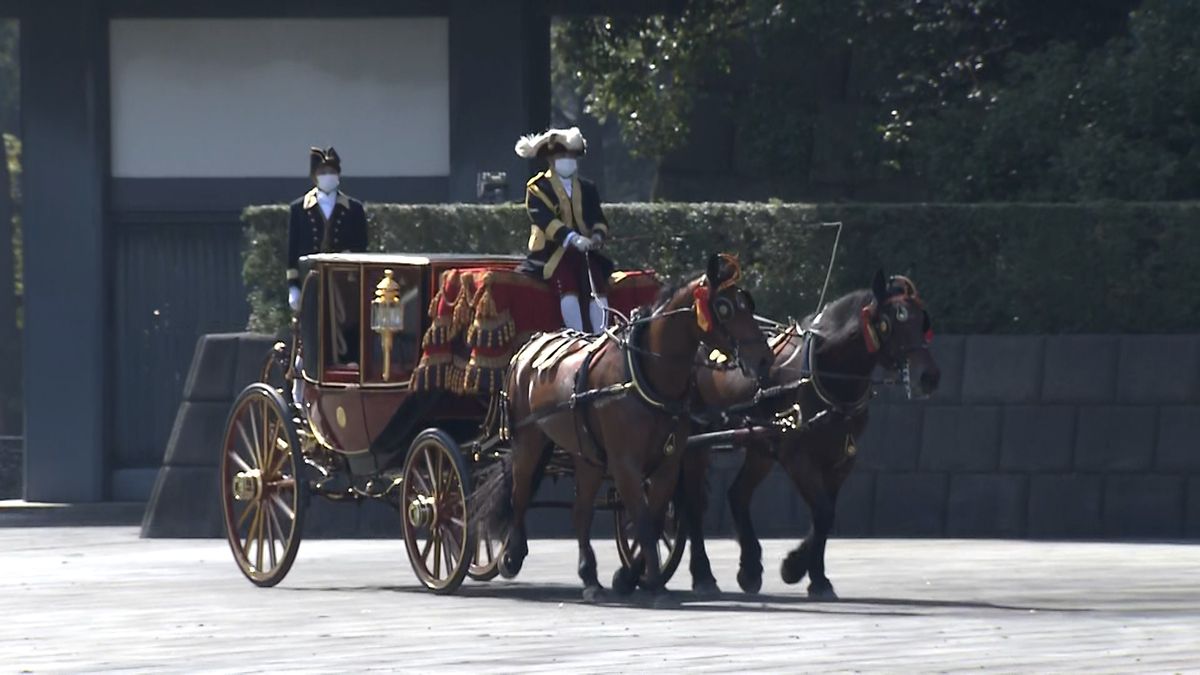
[910,0,1200,200]
[555,0,1200,201]
[0,20,17,134]
[553,0,747,161]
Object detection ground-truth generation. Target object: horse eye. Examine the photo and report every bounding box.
[895,305,909,322]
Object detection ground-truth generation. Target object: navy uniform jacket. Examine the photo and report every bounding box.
[286,188,368,289]
[516,169,612,280]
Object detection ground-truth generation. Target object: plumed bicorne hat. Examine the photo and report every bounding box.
[514,127,587,159]
[309,146,341,176]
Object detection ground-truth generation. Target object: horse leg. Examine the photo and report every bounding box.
[728,444,774,594]
[573,460,606,602]
[498,433,547,579]
[680,447,719,595]
[608,460,654,596]
[780,441,854,600]
[638,452,685,596]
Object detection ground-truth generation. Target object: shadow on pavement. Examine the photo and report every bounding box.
[279,581,1085,615]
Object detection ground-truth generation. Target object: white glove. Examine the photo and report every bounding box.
[566,231,593,252]
[288,286,301,312]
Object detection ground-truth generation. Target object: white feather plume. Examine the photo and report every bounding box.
[514,127,587,158]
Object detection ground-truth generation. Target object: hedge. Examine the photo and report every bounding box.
[243,202,1200,335]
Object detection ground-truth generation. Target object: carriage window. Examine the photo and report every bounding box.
[323,268,362,370]
[365,266,422,382]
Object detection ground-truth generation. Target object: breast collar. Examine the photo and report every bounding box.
[624,320,692,419]
[797,329,872,418]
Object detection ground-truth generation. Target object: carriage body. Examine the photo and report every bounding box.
[293,252,522,463]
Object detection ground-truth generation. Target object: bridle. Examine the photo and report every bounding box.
[740,276,936,421]
[608,254,764,378]
[859,275,934,374]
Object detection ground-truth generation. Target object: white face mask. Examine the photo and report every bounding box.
[553,158,578,178]
[316,174,340,193]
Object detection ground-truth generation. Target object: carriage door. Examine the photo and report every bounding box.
[314,265,370,453]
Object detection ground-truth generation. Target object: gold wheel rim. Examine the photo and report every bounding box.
[221,391,300,583]
[404,440,468,589]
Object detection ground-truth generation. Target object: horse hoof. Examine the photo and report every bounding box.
[737,568,763,595]
[497,552,523,580]
[693,579,721,597]
[582,585,606,604]
[611,567,637,596]
[780,557,807,586]
[807,581,838,601]
[781,545,811,585]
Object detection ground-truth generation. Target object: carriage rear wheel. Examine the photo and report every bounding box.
[401,429,474,594]
[467,528,506,582]
[613,500,687,587]
[220,383,307,587]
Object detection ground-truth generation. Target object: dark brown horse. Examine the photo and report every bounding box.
[681,271,940,599]
[472,254,775,601]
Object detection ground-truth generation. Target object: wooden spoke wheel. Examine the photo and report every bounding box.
[220,383,307,587]
[467,526,506,582]
[613,499,687,586]
[401,429,473,594]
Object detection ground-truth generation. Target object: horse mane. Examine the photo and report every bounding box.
[642,273,697,314]
[802,288,873,345]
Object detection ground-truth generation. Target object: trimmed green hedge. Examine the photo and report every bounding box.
[243,202,1200,335]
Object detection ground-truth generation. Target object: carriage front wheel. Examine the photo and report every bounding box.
[219,383,307,587]
[400,429,474,594]
[613,499,687,587]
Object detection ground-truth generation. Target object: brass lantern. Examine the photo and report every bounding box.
[371,269,403,380]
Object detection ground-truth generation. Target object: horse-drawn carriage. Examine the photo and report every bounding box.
[219,248,939,600]
[218,251,687,592]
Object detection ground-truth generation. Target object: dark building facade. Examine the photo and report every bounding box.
[4,0,566,502]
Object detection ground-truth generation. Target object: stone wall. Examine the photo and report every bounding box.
[698,335,1200,540]
[143,333,1200,540]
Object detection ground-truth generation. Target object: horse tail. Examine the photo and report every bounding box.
[469,452,514,541]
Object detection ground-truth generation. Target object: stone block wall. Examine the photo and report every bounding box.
[143,334,1200,540]
[802,335,1200,540]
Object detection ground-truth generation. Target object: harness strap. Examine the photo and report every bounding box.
[624,320,692,419]
[572,339,612,467]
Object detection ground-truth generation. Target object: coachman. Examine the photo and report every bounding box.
[514,127,613,334]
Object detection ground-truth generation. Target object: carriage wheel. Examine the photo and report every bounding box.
[467,527,506,582]
[220,383,307,587]
[401,429,473,594]
[613,499,687,586]
[259,341,293,405]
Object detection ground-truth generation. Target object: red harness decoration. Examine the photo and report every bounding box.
[694,284,715,332]
[860,303,881,353]
[694,253,742,333]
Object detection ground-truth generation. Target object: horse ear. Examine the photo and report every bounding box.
[872,268,887,303]
[706,253,721,286]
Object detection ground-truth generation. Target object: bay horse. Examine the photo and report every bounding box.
[472,254,775,601]
[681,270,940,599]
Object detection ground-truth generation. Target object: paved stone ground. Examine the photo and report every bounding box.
[2,528,1199,673]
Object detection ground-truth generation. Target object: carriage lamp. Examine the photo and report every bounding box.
[372,269,403,381]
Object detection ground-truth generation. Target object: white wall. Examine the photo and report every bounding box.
[109,18,449,178]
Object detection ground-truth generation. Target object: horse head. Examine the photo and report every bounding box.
[865,269,940,398]
[693,253,775,384]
